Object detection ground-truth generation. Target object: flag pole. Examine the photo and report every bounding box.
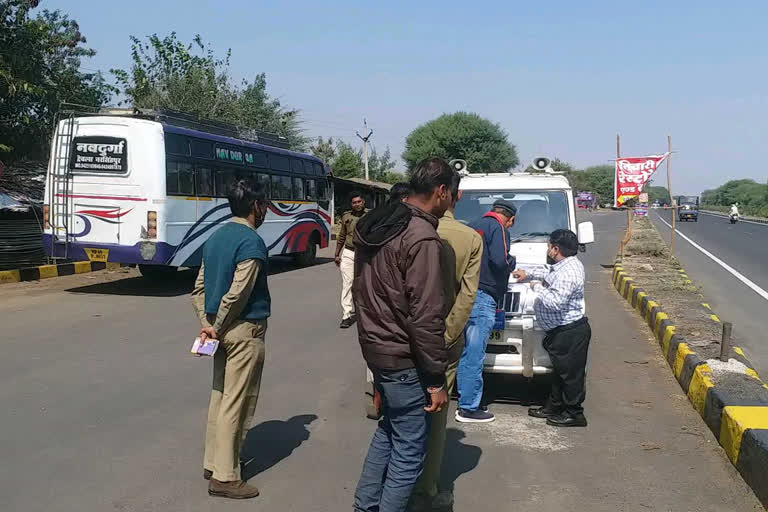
[618,134,632,259]
[666,135,675,258]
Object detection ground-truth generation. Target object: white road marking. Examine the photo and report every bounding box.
[699,211,768,227]
[655,215,768,302]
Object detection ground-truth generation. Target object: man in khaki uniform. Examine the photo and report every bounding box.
[411,172,482,510]
[335,191,367,329]
[191,179,271,500]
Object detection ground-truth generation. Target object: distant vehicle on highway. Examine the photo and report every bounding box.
[676,195,699,222]
[651,201,661,208]
[43,109,331,278]
[576,191,597,210]
[452,158,595,378]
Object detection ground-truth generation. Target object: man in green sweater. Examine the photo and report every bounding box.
[191,179,271,500]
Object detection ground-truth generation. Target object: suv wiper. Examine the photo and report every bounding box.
[510,232,550,243]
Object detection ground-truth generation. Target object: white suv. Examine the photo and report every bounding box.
[453,167,594,377]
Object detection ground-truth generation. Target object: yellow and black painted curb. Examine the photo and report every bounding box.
[0,261,123,285]
[612,264,768,508]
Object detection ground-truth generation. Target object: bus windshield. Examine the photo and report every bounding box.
[454,190,569,240]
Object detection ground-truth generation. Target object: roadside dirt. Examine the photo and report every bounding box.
[621,216,722,360]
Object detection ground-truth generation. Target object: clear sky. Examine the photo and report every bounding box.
[48,0,767,194]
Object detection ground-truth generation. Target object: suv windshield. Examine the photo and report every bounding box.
[454,190,569,239]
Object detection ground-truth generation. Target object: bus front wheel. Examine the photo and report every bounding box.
[294,234,318,267]
[138,264,177,279]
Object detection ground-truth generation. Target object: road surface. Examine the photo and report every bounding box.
[0,211,762,511]
[651,209,768,376]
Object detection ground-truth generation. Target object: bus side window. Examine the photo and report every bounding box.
[178,162,195,196]
[293,177,305,201]
[256,172,271,199]
[196,166,214,197]
[214,168,237,198]
[271,175,291,200]
[316,178,328,201]
[166,161,179,195]
[305,179,317,200]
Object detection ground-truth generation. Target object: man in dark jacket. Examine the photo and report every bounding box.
[352,158,454,512]
[455,200,516,423]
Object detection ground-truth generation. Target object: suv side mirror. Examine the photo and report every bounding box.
[577,221,595,250]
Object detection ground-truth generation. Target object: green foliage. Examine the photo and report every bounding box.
[0,0,114,162]
[402,112,519,173]
[701,179,768,217]
[310,136,336,164]
[646,185,670,204]
[111,33,306,149]
[312,138,404,183]
[564,164,614,202]
[330,141,363,178]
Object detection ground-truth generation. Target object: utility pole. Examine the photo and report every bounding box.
[667,135,675,257]
[356,119,373,181]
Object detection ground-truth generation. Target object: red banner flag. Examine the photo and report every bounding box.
[614,153,669,207]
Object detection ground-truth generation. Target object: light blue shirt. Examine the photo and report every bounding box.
[530,256,585,331]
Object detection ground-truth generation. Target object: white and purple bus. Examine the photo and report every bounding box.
[43,112,331,277]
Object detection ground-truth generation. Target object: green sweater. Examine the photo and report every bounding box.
[203,222,271,321]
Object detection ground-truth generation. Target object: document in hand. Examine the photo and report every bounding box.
[191,337,220,357]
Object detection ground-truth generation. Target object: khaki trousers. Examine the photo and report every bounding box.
[203,319,267,482]
[340,248,355,320]
[414,335,464,498]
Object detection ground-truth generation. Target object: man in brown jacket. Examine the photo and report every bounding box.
[352,158,454,512]
[411,172,482,510]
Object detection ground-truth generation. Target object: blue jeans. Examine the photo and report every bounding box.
[353,367,429,512]
[457,289,496,411]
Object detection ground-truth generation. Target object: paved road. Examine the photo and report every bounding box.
[0,212,762,511]
[651,209,768,376]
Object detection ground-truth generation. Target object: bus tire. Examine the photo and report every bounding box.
[294,233,318,267]
[138,264,177,279]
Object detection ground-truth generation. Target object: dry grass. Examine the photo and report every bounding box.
[620,217,722,356]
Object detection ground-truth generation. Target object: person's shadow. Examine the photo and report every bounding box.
[437,427,483,510]
[240,414,317,481]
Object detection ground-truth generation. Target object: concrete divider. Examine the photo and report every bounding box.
[612,264,768,508]
[0,261,123,285]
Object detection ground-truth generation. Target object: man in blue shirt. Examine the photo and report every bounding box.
[456,200,517,423]
[191,179,271,499]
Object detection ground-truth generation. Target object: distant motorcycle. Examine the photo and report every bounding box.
[729,213,739,224]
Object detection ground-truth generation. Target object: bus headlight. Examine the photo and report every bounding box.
[140,241,157,261]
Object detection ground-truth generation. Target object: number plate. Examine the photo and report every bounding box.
[84,248,109,262]
[489,330,504,342]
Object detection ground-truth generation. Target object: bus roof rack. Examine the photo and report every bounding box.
[59,103,291,150]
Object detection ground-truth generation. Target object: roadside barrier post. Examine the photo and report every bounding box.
[720,322,733,362]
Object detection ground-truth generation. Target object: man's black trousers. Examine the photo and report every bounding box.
[543,317,592,416]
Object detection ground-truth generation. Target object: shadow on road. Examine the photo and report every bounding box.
[240,414,317,481]
[480,374,553,407]
[64,257,334,297]
[439,428,482,496]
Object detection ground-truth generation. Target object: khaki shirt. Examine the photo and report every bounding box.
[437,210,483,346]
[336,208,368,253]
[191,217,262,336]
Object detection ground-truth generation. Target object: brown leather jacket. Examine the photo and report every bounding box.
[353,202,447,387]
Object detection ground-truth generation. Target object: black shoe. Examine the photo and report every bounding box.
[455,408,495,423]
[339,317,355,329]
[528,406,560,419]
[546,412,587,427]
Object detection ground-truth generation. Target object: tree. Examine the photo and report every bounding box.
[310,136,336,164]
[368,146,397,182]
[0,1,114,162]
[402,112,519,173]
[565,165,614,201]
[646,186,670,204]
[111,33,306,149]
[330,141,363,178]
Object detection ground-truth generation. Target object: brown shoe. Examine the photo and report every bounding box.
[203,469,213,481]
[208,478,260,499]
